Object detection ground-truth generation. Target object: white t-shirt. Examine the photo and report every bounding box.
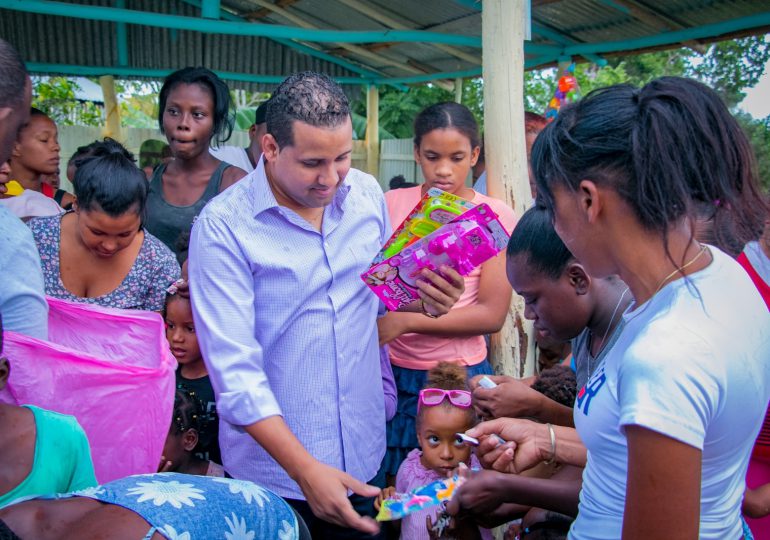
[571,247,770,540]
[209,146,254,173]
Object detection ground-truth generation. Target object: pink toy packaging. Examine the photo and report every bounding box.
[374,187,477,264]
[0,297,176,483]
[362,203,510,311]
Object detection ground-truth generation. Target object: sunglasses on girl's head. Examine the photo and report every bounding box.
[417,388,472,412]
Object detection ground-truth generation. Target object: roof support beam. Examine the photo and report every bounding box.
[334,0,482,65]
[451,0,607,65]
[24,62,371,85]
[598,0,684,31]
[115,0,128,66]
[597,0,706,52]
[560,11,770,57]
[0,0,488,47]
[531,22,607,65]
[179,0,398,85]
[242,0,299,21]
[246,0,430,78]
[201,0,219,19]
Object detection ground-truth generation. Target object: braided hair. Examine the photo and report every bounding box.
[172,385,215,452]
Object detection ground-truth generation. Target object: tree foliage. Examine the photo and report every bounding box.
[32,76,104,126]
[358,36,770,189]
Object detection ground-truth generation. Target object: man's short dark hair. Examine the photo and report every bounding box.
[266,72,350,148]
[0,39,28,109]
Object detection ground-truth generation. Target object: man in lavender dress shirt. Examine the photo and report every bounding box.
[188,72,463,538]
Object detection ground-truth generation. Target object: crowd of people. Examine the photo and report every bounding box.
[0,34,769,540]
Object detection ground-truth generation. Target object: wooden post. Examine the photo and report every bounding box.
[365,84,380,178]
[454,77,463,103]
[99,75,122,141]
[483,0,535,378]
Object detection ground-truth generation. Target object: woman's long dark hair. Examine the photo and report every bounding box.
[531,77,767,254]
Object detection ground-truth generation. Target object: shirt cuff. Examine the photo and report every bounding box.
[217,388,283,427]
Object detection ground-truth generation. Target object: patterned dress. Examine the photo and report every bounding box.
[9,473,301,540]
[28,213,180,311]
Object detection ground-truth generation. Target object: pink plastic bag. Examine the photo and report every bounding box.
[0,297,176,483]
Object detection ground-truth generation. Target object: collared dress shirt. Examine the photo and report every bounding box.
[189,158,390,499]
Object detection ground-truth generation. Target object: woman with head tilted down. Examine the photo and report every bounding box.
[28,139,179,311]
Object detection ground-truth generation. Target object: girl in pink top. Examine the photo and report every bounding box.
[380,102,517,476]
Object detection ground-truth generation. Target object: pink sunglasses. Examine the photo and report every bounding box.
[417,388,472,412]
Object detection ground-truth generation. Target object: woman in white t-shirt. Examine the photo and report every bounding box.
[449,77,770,540]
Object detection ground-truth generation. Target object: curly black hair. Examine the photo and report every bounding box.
[531,365,577,408]
[266,71,350,148]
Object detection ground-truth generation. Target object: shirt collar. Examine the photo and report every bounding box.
[250,157,355,218]
[250,155,280,217]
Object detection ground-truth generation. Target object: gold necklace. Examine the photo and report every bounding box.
[652,244,709,296]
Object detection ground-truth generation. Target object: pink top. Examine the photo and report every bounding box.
[396,448,493,540]
[384,186,517,370]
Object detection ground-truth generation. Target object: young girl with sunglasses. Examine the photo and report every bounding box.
[377,362,492,540]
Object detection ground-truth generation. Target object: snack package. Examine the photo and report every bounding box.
[363,203,510,311]
[374,188,476,264]
[376,472,467,522]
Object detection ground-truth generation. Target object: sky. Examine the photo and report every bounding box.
[740,57,770,119]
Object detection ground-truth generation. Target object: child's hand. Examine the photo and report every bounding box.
[416,266,465,317]
[157,455,174,473]
[374,486,397,511]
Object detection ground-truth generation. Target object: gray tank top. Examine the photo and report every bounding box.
[144,161,229,263]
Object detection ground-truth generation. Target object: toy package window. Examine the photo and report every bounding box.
[374,188,477,264]
[376,471,468,522]
[363,203,510,311]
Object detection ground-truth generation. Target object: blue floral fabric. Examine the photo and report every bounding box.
[73,472,299,539]
[28,213,180,311]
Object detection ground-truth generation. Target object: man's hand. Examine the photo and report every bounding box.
[295,460,381,535]
[417,266,465,317]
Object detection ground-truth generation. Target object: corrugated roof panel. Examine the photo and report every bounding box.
[0,0,767,87]
[0,0,364,91]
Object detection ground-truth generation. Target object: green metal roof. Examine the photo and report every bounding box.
[0,0,768,89]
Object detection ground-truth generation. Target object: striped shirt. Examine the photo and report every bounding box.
[188,158,390,499]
